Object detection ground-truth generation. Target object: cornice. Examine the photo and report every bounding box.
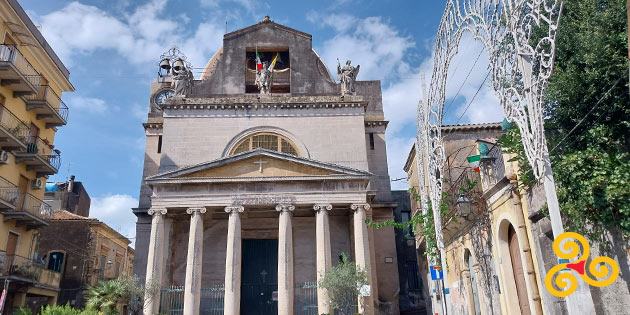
[161,102,367,111]
[142,122,163,130]
[147,174,371,185]
[364,120,389,128]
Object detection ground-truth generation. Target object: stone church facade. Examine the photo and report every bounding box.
[133,18,400,315]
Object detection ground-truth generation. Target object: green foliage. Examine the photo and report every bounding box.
[497,125,535,189]
[39,303,83,315]
[14,307,32,315]
[553,127,630,237]
[318,253,368,315]
[367,188,449,264]
[86,276,159,315]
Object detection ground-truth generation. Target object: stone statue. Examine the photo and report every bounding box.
[255,61,273,95]
[337,59,360,96]
[171,59,193,97]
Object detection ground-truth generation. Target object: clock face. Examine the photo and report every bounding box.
[154,89,174,105]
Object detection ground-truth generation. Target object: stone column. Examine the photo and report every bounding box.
[351,203,373,315]
[276,204,295,315]
[144,208,167,315]
[224,206,244,315]
[313,203,333,314]
[183,207,206,315]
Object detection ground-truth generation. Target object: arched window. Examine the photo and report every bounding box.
[230,133,299,156]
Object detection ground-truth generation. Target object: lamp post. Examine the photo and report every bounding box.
[456,195,473,217]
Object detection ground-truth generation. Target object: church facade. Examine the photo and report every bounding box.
[133,17,399,315]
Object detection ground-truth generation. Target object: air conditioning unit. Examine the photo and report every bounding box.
[31,178,43,189]
[0,151,8,164]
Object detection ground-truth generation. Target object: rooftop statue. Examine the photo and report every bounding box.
[255,59,279,95]
[171,59,194,97]
[337,59,360,96]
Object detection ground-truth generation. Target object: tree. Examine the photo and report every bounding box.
[85,276,159,315]
[318,253,368,315]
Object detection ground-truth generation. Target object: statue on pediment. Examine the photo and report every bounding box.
[255,61,272,94]
[172,59,194,97]
[337,59,360,96]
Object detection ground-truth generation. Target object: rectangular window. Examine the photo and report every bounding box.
[369,133,375,150]
[406,261,421,290]
[245,48,290,93]
[99,255,106,279]
[115,261,120,278]
[401,211,414,237]
[157,135,162,153]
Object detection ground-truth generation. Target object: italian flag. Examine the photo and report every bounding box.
[256,48,263,70]
[467,155,481,173]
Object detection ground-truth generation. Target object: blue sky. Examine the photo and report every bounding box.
[20,0,503,244]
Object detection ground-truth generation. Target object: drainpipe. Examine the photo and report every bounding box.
[509,178,543,315]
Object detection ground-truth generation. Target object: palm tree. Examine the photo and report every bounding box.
[85,279,125,314]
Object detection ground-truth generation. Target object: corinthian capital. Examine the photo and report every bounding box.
[148,208,167,216]
[224,206,244,214]
[313,204,332,212]
[186,207,207,215]
[275,204,295,212]
[350,203,370,212]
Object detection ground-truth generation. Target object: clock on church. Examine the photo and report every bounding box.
[154,89,174,105]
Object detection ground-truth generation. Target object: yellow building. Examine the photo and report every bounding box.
[0,0,73,312]
[404,123,548,315]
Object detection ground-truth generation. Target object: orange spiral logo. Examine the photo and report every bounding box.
[545,232,619,297]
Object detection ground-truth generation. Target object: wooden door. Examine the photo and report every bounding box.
[508,225,530,315]
[6,232,19,271]
[241,239,278,315]
[17,175,28,210]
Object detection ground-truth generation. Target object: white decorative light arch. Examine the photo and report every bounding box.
[416,1,593,313]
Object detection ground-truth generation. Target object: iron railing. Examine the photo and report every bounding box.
[295,282,318,315]
[443,168,482,223]
[0,251,61,287]
[23,85,69,122]
[479,143,506,191]
[24,136,61,170]
[0,105,29,142]
[0,176,18,206]
[0,45,41,89]
[15,192,52,218]
[160,284,225,315]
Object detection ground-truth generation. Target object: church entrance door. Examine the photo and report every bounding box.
[241,239,278,315]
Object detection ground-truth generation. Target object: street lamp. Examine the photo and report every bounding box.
[456,194,473,217]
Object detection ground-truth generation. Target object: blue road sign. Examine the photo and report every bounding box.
[430,265,443,280]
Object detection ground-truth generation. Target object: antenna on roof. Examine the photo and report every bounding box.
[225,16,227,34]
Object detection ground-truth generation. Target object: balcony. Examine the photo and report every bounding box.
[13,136,61,176]
[1,192,52,229]
[0,45,41,97]
[23,85,69,128]
[0,252,61,289]
[0,105,29,150]
[0,176,18,210]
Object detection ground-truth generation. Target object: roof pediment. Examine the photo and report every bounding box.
[224,16,311,40]
[146,149,371,183]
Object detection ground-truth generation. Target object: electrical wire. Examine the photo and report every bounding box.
[443,49,486,118]
[454,71,491,125]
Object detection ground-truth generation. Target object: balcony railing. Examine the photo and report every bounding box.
[479,143,506,191]
[0,252,61,288]
[24,136,61,170]
[0,104,29,144]
[15,192,53,218]
[0,176,18,208]
[0,45,41,90]
[23,85,69,124]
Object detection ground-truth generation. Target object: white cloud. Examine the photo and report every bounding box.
[131,103,148,120]
[32,0,224,72]
[314,16,414,81]
[306,12,358,33]
[66,95,109,113]
[90,194,139,247]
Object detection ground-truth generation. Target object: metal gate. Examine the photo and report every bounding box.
[159,284,224,315]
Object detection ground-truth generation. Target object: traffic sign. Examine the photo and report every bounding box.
[430,265,443,280]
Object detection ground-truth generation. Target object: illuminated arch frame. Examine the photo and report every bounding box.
[222,126,310,158]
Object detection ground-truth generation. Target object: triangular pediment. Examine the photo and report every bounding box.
[147,149,371,182]
[224,18,311,40]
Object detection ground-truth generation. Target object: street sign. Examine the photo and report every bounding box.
[430,265,443,280]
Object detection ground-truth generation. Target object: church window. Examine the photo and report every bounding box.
[369,133,375,150]
[245,48,290,93]
[230,133,299,156]
[157,135,162,153]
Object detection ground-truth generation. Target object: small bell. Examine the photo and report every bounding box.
[173,59,185,72]
[159,58,171,70]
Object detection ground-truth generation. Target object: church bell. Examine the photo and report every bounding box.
[173,59,185,71]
